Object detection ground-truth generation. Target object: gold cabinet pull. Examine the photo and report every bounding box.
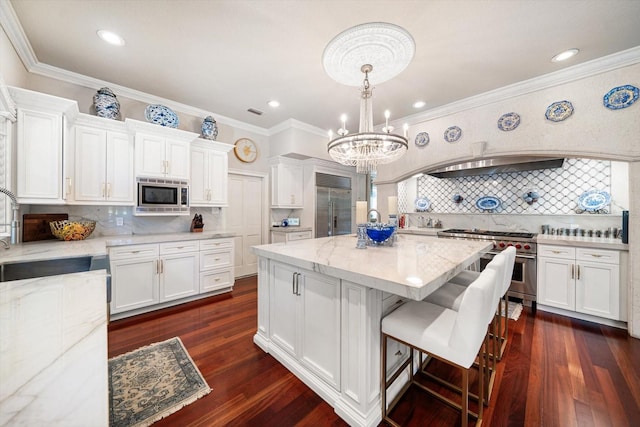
[577,265,580,280]
[571,264,575,279]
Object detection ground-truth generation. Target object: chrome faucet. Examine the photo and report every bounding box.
[0,187,20,245]
[367,208,381,223]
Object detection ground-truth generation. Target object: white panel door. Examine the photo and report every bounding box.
[537,257,575,310]
[228,174,264,277]
[106,132,134,202]
[576,261,620,320]
[75,126,107,201]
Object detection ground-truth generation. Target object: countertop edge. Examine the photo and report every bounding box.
[536,235,628,250]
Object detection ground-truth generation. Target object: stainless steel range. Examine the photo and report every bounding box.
[437,229,537,306]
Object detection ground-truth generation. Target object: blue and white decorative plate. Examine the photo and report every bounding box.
[444,126,462,143]
[497,112,520,131]
[578,190,610,212]
[144,104,179,128]
[476,196,501,211]
[414,132,430,147]
[415,197,430,211]
[545,100,574,122]
[603,85,639,110]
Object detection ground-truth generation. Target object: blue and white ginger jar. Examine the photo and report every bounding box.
[201,116,218,140]
[93,87,120,120]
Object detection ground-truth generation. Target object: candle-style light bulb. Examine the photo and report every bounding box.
[328,129,333,141]
[384,110,390,127]
[403,123,409,138]
[341,114,347,130]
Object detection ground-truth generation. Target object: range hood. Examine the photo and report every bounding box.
[426,157,565,178]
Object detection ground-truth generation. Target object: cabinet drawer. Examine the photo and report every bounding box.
[538,245,576,259]
[287,231,313,241]
[109,244,158,260]
[199,238,233,251]
[577,248,620,264]
[200,249,233,271]
[200,269,233,293]
[160,240,199,254]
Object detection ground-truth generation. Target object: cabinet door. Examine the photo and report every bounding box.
[299,270,341,390]
[165,139,190,180]
[208,150,228,205]
[269,261,299,357]
[271,232,286,243]
[106,131,134,202]
[75,126,107,201]
[272,163,304,208]
[160,252,199,302]
[135,133,166,177]
[576,261,620,320]
[190,146,209,205]
[537,257,575,310]
[16,108,63,201]
[110,256,159,314]
[200,269,233,293]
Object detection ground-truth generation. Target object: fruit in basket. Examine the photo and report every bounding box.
[49,220,96,241]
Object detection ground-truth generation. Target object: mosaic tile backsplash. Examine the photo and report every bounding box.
[407,158,612,215]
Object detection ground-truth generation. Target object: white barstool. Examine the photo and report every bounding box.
[381,267,498,427]
[422,247,515,404]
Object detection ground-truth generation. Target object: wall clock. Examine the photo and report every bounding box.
[234,138,258,163]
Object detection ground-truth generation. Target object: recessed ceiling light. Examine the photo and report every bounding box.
[97,30,125,46]
[268,100,280,108]
[551,48,579,62]
[413,101,426,109]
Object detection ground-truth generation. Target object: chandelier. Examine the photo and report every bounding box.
[327,64,408,174]
[323,22,414,174]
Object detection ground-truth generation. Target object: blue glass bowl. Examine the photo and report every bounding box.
[366,225,396,243]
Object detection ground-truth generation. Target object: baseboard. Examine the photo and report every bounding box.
[537,304,627,329]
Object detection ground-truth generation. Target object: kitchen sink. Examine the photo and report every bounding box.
[0,255,111,303]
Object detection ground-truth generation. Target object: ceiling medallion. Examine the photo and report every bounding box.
[322,22,415,86]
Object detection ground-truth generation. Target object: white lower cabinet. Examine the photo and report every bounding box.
[269,261,341,390]
[110,238,234,318]
[537,244,623,321]
[382,293,410,378]
[270,229,313,243]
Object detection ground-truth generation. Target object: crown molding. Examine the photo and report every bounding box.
[0,75,16,121]
[394,45,640,127]
[0,0,38,71]
[268,118,327,138]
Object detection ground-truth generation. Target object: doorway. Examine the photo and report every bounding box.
[228,172,266,277]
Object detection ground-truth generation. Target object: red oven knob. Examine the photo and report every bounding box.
[507,243,513,247]
[492,243,497,249]
[515,244,522,249]
[499,242,506,248]
[524,244,531,250]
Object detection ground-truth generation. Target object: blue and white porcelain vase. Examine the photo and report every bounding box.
[93,87,120,120]
[201,116,218,140]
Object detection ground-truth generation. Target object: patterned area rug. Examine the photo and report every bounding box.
[503,302,523,321]
[109,337,210,427]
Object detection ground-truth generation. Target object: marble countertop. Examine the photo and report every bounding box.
[396,227,440,236]
[0,270,109,425]
[536,234,628,250]
[251,234,491,301]
[270,226,313,233]
[0,231,235,264]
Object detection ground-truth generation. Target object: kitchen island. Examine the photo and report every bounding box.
[251,233,491,427]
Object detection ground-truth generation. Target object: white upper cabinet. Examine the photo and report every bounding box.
[190,139,232,207]
[9,87,78,204]
[71,115,134,204]
[271,158,304,208]
[128,119,198,180]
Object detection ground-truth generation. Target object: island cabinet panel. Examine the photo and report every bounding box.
[269,260,341,390]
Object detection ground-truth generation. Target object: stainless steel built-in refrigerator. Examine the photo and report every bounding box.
[315,173,352,238]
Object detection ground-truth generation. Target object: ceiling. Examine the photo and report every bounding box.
[6,0,640,133]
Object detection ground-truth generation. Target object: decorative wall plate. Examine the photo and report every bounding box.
[444,126,462,143]
[144,104,179,128]
[603,85,639,110]
[476,196,501,211]
[497,112,521,131]
[415,197,430,211]
[414,132,430,147]
[578,190,610,212]
[545,100,574,122]
[234,138,258,163]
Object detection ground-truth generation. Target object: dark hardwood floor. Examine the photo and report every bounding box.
[108,276,640,426]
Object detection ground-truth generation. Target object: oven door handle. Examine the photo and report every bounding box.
[515,254,537,260]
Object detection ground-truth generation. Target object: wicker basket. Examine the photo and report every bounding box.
[49,220,96,241]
